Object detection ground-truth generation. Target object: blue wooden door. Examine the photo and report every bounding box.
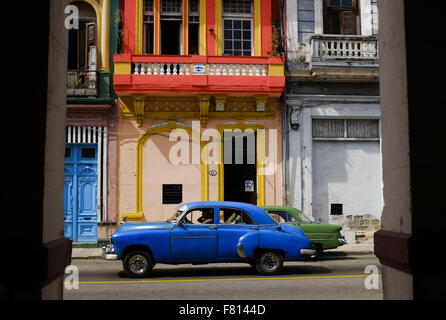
[64,144,98,242]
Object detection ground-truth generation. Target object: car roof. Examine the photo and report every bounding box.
[183,201,275,225]
[261,205,302,216]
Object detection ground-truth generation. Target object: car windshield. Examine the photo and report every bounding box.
[167,204,188,222]
[167,210,183,223]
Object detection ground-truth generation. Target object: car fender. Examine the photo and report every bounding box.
[258,227,312,261]
[237,231,260,260]
[112,229,170,260]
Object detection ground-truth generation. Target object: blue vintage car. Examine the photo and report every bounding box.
[103,201,316,277]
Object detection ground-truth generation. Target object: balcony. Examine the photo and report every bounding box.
[309,34,379,76]
[113,54,285,96]
[67,70,98,97]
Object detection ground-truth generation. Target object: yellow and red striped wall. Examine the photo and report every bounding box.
[122,0,274,57]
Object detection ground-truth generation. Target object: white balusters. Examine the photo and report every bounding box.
[235,64,240,76]
[228,64,234,76]
[316,37,378,59]
[132,62,270,76]
[133,63,140,74]
[153,63,159,75]
[248,65,254,76]
[241,65,247,76]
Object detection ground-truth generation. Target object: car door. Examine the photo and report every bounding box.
[217,208,258,260]
[170,208,218,262]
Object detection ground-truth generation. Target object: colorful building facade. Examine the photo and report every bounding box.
[65,0,120,242]
[113,0,286,221]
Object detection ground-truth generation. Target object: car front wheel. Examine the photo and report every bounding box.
[255,251,283,275]
[123,251,153,278]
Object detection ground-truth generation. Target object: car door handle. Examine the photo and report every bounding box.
[208,226,217,229]
[250,227,259,230]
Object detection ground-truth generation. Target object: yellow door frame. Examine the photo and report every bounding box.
[121,120,207,221]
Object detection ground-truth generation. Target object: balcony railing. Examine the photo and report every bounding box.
[311,34,378,60]
[113,54,285,95]
[131,59,269,76]
[67,70,98,97]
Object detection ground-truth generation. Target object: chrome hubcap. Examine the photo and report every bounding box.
[129,255,148,274]
[260,253,279,271]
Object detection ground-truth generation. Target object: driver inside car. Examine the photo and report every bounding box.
[197,209,214,224]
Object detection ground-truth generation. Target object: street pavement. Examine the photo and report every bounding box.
[65,244,382,300]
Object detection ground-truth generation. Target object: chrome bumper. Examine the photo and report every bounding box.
[102,245,118,260]
[300,248,317,256]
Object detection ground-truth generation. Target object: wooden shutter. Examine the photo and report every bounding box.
[325,0,358,35]
[340,10,355,35]
[86,22,97,71]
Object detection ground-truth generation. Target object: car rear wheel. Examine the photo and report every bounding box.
[255,251,283,275]
[123,251,153,278]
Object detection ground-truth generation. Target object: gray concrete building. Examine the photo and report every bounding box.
[283,0,381,243]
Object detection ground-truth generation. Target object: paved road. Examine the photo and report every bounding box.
[63,250,382,300]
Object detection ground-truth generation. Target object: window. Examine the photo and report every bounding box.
[268,211,297,223]
[68,3,96,71]
[81,148,96,159]
[330,203,343,215]
[222,0,253,56]
[162,184,182,204]
[323,0,360,35]
[143,0,154,54]
[219,208,254,225]
[188,0,200,54]
[180,208,214,224]
[312,119,380,139]
[161,0,182,54]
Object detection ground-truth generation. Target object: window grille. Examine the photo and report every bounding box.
[162,184,183,204]
[312,119,380,139]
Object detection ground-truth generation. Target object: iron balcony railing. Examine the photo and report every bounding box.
[67,70,98,97]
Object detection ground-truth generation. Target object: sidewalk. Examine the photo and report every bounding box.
[71,243,375,259]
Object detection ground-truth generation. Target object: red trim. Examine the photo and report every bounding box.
[124,0,137,54]
[117,54,283,64]
[206,0,215,56]
[114,74,284,95]
[113,54,284,94]
[261,0,272,56]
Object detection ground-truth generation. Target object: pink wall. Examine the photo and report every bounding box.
[117,103,283,221]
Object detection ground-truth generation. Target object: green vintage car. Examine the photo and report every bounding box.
[261,206,346,255]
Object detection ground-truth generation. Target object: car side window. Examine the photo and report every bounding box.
[219,209,254,225]
[180,208,214,224]
[269,211,297,223]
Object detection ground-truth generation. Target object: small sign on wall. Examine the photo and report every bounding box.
[193,64,206,75]
[245,180,254,192]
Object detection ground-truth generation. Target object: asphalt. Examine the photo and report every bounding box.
[71,243,375,259]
